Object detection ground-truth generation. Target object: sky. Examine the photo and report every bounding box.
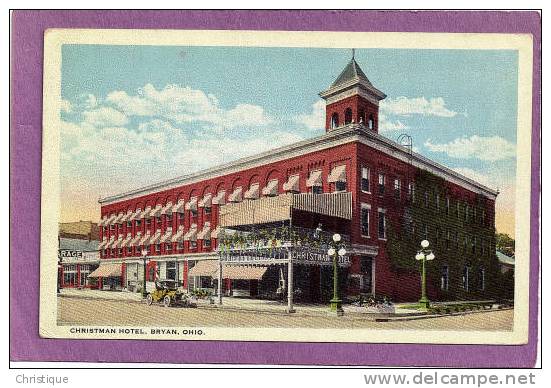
[60,45,518,236]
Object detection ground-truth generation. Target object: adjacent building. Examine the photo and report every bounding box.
[95,56,502,302]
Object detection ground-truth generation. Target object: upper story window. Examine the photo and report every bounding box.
[361,167,370,192]
[408,182,415,202]
[378,173,385,195]
[377,208,386,240]
[393,179,401,200]
[358,109,365,125]
[445,197,450,215]
[165,243,172,252]
[312,185,323,195]
[361,203,370,237]
[424,191,429,208]
[368,114,374,130]
[435,193,440,211]
[464,203,469,221]
[335,181,347,192]
[127,220,132,228]
[204,239,212,248]
[136,219,142,227]
[330,113,339,129]
[344,108,353,125]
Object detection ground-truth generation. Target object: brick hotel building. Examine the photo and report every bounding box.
[93,56,501,303]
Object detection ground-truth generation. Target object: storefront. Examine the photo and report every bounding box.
[58,238,100,289]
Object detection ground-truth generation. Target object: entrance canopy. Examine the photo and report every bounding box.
[219,192,352,228]
[88,263,121,278]
[188,260,268,280]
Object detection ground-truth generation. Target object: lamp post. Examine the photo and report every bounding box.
[141,249,149,298]
[328,233,346,316]
[415,239,435,309]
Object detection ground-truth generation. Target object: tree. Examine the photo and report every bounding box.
[496,233,515,257]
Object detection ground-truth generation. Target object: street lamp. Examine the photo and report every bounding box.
[415,239,435,309]
[141,249,149,298]
[328,233,346,316]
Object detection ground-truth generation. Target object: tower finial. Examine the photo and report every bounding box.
[352,48,355,60]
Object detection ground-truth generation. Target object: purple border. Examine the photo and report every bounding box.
[10,10,541,367]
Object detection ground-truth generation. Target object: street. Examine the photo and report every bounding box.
[57,297,514,331]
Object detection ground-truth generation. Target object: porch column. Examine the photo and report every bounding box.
[287,251,295,313]
[217,259,223,305]
[371,256,376,296]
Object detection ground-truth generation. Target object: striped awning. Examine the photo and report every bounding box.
[188,260,218,277]
[120,233,133,248]
[197,222,211,240]
[228,187,243,203]
[244,183,260,200]
[160,227,173,243]
[112,235,124,249]
[212,190,226,205]
[220,192,352,227]
[328,165,346,183]
[262,179,279,197]
[129,208,142,221]
[223,265,267,280]
[150,204,162,218]
[172,199,185,214]
[120,210,133,223]
[171,225,185,243]
[113,212,124,224]
[185,197,198,212]
[161,202,173,215]
[139,231,151,246]
[306,170,322,187]
[283,174,300,192]
[88,263,122,278]
[142,206,152,219]
[184,224,198,241]
[98,215,108,227]
[104,236,115,249]
[98,237,108,249]
[105,214,117,226]
[149,229,162,244]
[199,193,212,208]
[128,232,142,247]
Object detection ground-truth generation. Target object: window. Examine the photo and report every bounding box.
[191,209,198,217]
[472,237,476,254]
[441,265,449,291]
[127,221,132,228]
[408,182,415,201]
[167,214,173,222]
[148,267,156,281]
[361,167,370,192]
[330,113,339,129]
[204,239,212,248]
[156,216,162,225]
[394,179,401,200]
[435,193,440,211]
[464,203,469,221]
[136,245,141,254]
[424,191,429,208]
[482,210,486,225]
[127,246,133,256]
[190,241,198,249]
[155,244,161,254]
[435,227,440,246]
[166,261,176,281]
[312,185,323,195]
[111,248,115,255]
[118,248,122,255]
[344,108,353,124]
[377,209,386,239]
[446,230,451,249]
[368,114,374,130]
[177,242,184,250]
[446,197,450,215]
[145,218,151,227]
[335,181,347,192]
[166,243,172,252]
[360,204,370,236]
[204,206,212,215]
[464,235,468,251]
[179,212,185,222]
[136,219,142,227]
[378,173,385,195]
[456,202,460,218]
[462,266,470,291]
[358,109,365,125]
[110,223,115,231]
[478,267,485,291]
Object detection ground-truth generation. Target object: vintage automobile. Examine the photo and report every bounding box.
[145,280,190,307]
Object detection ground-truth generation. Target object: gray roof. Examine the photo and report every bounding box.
[331,58,372,88]
[59,237,99,252]
[496,250,515,266]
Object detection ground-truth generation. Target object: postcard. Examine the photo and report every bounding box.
[38,28,533,346]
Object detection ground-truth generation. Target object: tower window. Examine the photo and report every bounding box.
[368,114,374,130]
[330,113,339,129]
[344,108,353,125]
[358,109,365,124]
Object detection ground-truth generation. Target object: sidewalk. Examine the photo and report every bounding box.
[59,288,143,302]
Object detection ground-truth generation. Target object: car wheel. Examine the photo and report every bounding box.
[163,295,171,308]
[146,294,153,306]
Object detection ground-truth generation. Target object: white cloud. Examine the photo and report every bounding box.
[379,113,408,132]
[424,135,516,161]
[60,99,72,114]
[294,100,325,130]
[82,106,129,127]
[381,96,457,117]
[105,83,272,129]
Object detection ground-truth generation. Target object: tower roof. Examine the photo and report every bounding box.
[330,57,372,88]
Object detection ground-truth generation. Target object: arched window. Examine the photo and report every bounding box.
[148,267,156,281]
[368,114,374,130]
[330,113,339,129]
[358,109,365,124]
[344,108,353,125]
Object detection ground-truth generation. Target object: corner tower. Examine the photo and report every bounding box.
[319,52,386,132]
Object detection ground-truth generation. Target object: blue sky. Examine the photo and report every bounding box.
[59,45,518,234]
